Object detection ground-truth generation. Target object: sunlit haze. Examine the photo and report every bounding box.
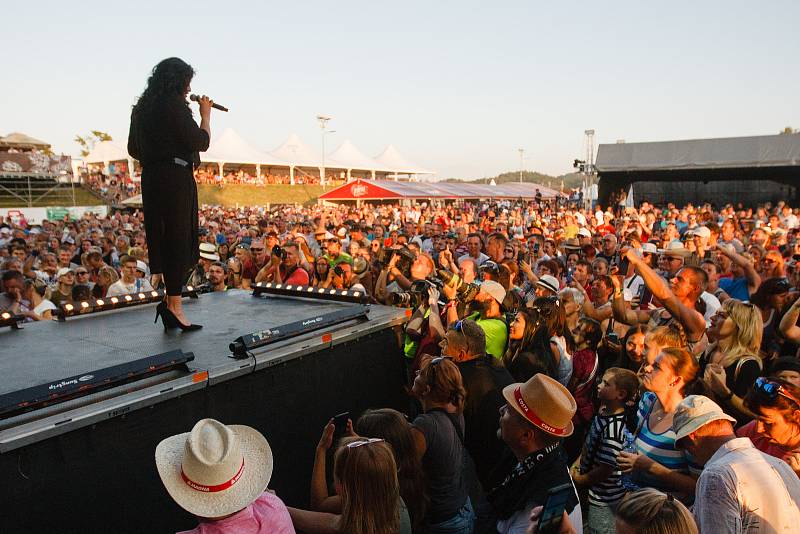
[2,0,798,179]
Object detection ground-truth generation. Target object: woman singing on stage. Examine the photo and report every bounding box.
[128,57,211,331]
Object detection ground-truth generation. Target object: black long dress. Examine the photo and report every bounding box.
[127,95,209,295]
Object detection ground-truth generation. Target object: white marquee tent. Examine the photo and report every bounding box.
[201,128,290,182]
[84,140,136,179]
[327,139,384,180]
[373,145,434,177]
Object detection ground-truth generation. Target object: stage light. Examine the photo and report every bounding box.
[57,288,167,320]
[252,283,369,304]
[229,304,370,358]
[0,312,23,330]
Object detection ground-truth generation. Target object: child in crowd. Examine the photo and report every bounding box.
[564,316,602,463]
[572,367,639,534]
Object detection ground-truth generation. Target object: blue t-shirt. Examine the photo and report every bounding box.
[719,277,749,302]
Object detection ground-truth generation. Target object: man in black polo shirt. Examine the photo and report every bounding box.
[439,319,514,492]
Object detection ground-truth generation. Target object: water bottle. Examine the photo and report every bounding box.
[620,427,640,491]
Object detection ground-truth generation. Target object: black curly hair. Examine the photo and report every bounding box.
[133,57,194,115]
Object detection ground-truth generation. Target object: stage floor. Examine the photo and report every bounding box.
[0,289,402,395]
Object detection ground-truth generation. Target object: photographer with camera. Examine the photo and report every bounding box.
[374,248,434,304]
[271,242,310,286]
[442,279,509,360]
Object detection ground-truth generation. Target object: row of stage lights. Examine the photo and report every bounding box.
[252,282,369,304]
[56,285,206,320]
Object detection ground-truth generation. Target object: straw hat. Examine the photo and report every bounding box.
[502,374,576,437]
[199,243,220,262]
[155,419,273,518]
[563,238,581,251]
[659,240,690,258]
[536,275,560,295]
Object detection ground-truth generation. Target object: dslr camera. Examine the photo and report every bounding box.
[272,244,286,260]
[390,278,444,308]
[438,268,480,303]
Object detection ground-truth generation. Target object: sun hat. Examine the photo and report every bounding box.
[536,275,560,294]
[479,280,506,304]
[324,231,338,241]
[672,395,736,443]
[56,267,74,278]
[502,374,576,437]
[659,240,690,258]
[155,419,273,518]
[563,238,581,251]
[199,243,220,261]
[135,260,148,274]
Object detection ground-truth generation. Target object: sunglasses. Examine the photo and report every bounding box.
[346,438,385,449]
[250,248,264,252]
[754,377,800,407]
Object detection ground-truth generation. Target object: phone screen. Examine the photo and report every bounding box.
[333,412,350,434]
[537,483,573,534]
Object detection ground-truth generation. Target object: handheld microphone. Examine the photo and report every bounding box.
[189,94,229,112]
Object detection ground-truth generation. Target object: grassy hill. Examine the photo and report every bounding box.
[197,183,327,207]
[443,170,585,190]
[0,186,104,207]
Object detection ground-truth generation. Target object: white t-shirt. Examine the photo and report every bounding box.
[33,299,57,317]
[106,278,154,297]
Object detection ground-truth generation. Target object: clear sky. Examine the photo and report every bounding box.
[2,1,798,179]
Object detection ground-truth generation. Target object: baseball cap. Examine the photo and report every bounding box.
[479,280,506,304]
[641,243,658,255]
[577,228,592,238]
[691,226,711,239]
[672,395,736,443]
[56,267,74,278]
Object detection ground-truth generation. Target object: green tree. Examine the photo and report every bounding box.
[74,130,113,157]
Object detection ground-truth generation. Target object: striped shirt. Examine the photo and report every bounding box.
[579,411,627,505]
[632,392,700,492]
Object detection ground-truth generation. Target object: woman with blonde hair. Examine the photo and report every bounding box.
[617,348,702,501]
[92,266,120,298]
[615,488,698,534]
[702,299,763,424]
[410,355,474,532]
[289,435,411,534]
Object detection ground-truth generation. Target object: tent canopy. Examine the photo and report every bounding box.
[327,140,382,171]
[319,179,559,201]
[596,134,800,206]
[202,128,289,166]
[0,132,50,150]
[596,133,800,172]
[269,133,322,168]
[85,140,129,164]
[372,145,434,175]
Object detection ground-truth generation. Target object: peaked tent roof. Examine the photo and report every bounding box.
[85,140,130,164]
[269,133,322,168]
[596,133,800,173]
[319,179,559,201]
[202,128,289,166]
[372,145,434,174]
[0,132,51,149]
[326,140,383,171]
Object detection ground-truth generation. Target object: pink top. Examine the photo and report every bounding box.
[736,421,800,462]
[178,492,295,534]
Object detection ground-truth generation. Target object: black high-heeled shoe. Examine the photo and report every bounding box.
[155,302,178,331]
[157,302,202,332]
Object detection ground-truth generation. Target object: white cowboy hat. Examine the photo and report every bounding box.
[155,419,273,518]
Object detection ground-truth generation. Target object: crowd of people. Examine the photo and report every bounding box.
[193,168,320,186]
[82,167,142,204]
[3,196,800,533]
